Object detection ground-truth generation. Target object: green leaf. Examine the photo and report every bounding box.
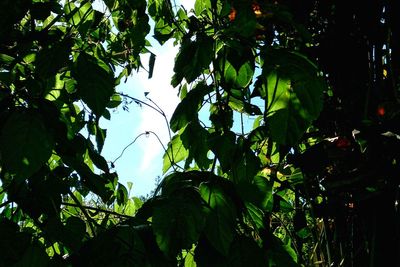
[0,53,15,64]
[253,176,273,211]
[88,145,109,173]
[245,202,264,229]
[64,1,94,35]
[224,61,237,85]
[172,36,214,87]
[207,131,236,173]
[231,141,260,183]
[106,94,122,108]
[181,121,212,169]
[194,0,211,16]
[75,52,115,116]
[236,62,254,88]
[148,0,170,20]
[263,50,325,145]
[184,250,197,267]
[116,183,128,206]
[162,133,189,173]
[170,83,212,132]
[267,235,300,267]
[199,183,237,256]
[237,176,273,211]
[0,111,54,179]
[152,191,207,257]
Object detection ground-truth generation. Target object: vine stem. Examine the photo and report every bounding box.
[118,92,172,143]
[61,202,135,220]
[111,130,182,172]
[67,190,97,237]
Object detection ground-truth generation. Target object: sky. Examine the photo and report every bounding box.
[95,0,259,197]
[96,0,196,197]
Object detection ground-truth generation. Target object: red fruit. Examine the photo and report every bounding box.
[377,106,385,116]
[229,7,237,22]
[335,137,351,149]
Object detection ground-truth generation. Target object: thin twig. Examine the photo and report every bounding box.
[61,202,134,219]
[68,190,97,236]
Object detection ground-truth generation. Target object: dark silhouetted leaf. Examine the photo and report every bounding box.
[200,183,237,256]
[152,191,207,257]
[0,111,54,179]
[75,52,115,116]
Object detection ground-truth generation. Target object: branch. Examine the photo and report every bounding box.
[68,190,97,236]
[61,202,135,220]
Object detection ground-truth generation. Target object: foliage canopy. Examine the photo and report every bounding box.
[0,0,399,266]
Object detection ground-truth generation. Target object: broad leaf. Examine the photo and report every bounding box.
[194,0,211,16]
[262,49,325,145]
[63,216,86,250]
[207,131,236,173]
[237,176,273,211]
[181,121,212,169]
[35,40,71,78]
[163,133,189,173]
[200,183,237,256]
[152,191,207,257]
[172,35,214,87]
[0,111,54,179]
[75,52,115,116]
[170,83,212,132]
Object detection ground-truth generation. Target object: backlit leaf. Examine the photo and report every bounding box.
[163,133,189,174]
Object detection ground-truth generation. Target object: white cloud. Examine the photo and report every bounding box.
[99,0,197,196]
[134,41,180,173]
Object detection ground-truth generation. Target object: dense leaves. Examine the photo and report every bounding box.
[1,0,399,266]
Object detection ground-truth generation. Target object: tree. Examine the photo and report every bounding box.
[0,0,399,266]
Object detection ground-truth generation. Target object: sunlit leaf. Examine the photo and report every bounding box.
[163,133,189,173]
[262,49,325,145]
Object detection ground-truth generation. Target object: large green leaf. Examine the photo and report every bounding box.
[207,131,236,173]
[199,183,237,256]
[237,176,273,211]
[35,40,71,78]
[75,52,115,116]
[162,133,189,173]
[152,191,207,257]
[180,121,212,169]
[231,140,260,183]
[266,235,301,267]
[194,0,211,16]
[64,1,94,35]
[171,35,214,87]
[0,111,54,179]
[262,49,325,145]
[170,83,212,132]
